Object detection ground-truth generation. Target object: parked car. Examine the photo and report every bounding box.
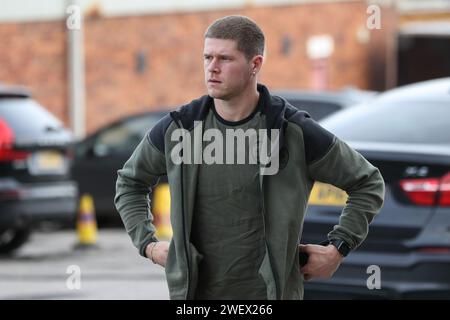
[0,85,78,253]
[274,87,377,121]
[72,111,168,225]
[302,78,450,299]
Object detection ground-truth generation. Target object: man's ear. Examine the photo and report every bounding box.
[252,55,264,73]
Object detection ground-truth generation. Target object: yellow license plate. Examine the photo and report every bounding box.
[308,182,348,206]
[36,151,63,170]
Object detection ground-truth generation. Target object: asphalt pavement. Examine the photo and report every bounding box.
[0,229,170,300]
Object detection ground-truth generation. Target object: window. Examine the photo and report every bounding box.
[0,98,63,135]
[288,100,341,120]
[93,114,163,156]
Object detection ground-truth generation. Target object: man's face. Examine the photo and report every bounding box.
[203,38,253,100]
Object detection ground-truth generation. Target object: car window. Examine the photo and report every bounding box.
[93,114,164,156]
[321,100,450,145]
[0,98,63,135]
[286,100,341,120]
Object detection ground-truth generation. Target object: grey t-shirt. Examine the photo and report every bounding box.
[191,100,267,300]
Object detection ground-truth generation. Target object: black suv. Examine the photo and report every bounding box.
[0,85,78,253]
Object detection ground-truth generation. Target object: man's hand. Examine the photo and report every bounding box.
[298,244,343,281]
[145,241,170,267]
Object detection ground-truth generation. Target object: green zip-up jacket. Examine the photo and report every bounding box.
[114,84,385,300]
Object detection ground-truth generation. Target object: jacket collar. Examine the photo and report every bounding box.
[170,83,289,136]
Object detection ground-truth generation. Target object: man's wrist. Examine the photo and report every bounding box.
[329,239,351,257]
[146,242,158,263]
[329,244,344,259]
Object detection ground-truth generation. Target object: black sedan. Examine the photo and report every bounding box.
[274,87,377,120]
[302,77,450,299]
[72,111,168,225]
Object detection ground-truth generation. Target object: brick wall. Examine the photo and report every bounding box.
[0,1,396,135]
[0,21,68,124]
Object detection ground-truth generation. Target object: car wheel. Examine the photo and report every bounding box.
[0,228,31,254]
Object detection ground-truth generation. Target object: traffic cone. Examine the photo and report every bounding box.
[153,183,172,240]
[75,193,98,249]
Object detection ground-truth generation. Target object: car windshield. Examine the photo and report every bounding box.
[93,113,165,156]
[320,100,450,145]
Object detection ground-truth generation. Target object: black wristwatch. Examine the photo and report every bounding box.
[329,239,351,257]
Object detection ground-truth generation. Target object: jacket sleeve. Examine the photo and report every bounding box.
[114,133,167,258]
[297,113,385,251]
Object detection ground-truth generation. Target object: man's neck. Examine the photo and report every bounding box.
[213,87,260,122]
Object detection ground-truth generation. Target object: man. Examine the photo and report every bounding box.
[115,15,385,300]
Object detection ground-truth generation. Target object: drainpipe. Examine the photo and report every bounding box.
[67,0,85,140]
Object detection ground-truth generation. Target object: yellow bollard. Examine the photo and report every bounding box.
[152,183,172,240]
[76,193,98,247]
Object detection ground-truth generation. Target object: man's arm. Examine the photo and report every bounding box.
[114,133,167,258]
[290,112,385,280]
[291,111,385,250]
[300,135,384,280]
[307,136,385,250]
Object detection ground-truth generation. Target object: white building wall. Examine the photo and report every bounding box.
[0,0,361,22]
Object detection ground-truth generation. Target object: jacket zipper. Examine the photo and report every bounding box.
[170,112,191,300]
[258,131,279,299]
